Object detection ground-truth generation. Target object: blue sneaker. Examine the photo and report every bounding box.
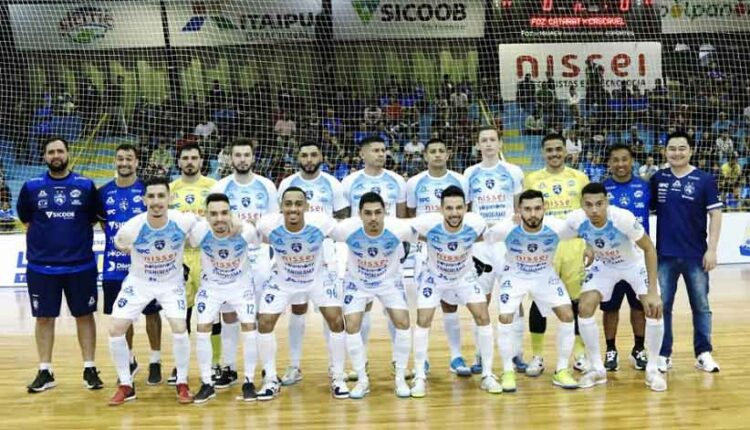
[449,357,472,377]
[470,355,483,375]
[513,355,528,374]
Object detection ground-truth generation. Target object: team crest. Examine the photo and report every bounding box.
[370,186,381,194]
[447,242,458,251]
[367,247,378,257]
[292,243,302,253]
[305,190,314,200]
[344,295,353,305]
[434,188,442,199]
[552,184,562,195]
[117,298,128,308]
[242,196,252,207]
[527,243,538,252]
[154,240,165,250]
[264,294,275,304]
[619,196,629,206]
[684,182,695,196]
[422,287,433,298]
[197,302,206,313]
[485,179,495,189]
[185,194,195,204]
[119,199,129,211]
[500,293,509,303]
[594,238,605,248]
[54,190,66,205]
[218,249,229,259]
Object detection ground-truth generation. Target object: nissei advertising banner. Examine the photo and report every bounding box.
[499,41,663,101]
[166,0,321,47]
[659,0,750,34]
[9,2,165,50]
[332,0,485,40]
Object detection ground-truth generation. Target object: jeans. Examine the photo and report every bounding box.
[658,256,713,357]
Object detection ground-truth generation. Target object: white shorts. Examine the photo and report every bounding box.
[417,271,485,309]
[343,279,409,315]
[473,241,507,296]
[412,240,428,281]
[111,276,186,321]
[496,270,571,317]
[195,281,256,325]
[259,273,342,315]
[581,262,650,302]
[250,245,273,292]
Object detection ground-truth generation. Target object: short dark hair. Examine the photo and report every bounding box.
[43,136,69,153]
[581,182,607,197]
[144,176,170,192]
[607,143,633,159]
[518,189,544,205]
[116,143,139,157]
[282,186,307,201]
[298,141,321,153]
[360,135,386,148]
[177,142,203,158]
[359,191,385,211]
[205,193,230,207]
[424,138,447,153]
[666,130,694,148]
[476,125,499,139]
[230,137,255,153]
[440,185,465,205]
[541,133,565,147]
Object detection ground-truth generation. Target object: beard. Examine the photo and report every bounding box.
[47,158,69,173]
[301,161,322,175]
[522,215,543,230]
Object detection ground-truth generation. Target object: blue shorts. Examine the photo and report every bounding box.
[599,280,644,312]
[27,266,98,318]
[103,279,161,316]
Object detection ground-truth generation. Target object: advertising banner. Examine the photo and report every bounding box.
[659,0,750,34]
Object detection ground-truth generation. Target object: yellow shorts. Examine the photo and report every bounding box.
[183,250,201,308]
[553,238,585,300]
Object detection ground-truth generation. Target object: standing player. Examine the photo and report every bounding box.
[255,187,349,400]
[566,183,666,392]
[487,189,580,391]
[602,143,651,371]
[405,138,473,376]
[18,137,103,392]
[463,126,526,375]
[331,192,414,399]
[277,141,348,386]
[410,186,500,397]
[107,177,199,406]
[98,143,163,385]
[523,133,590,376]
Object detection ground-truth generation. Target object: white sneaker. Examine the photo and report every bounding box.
[410,377,426,398]
[526,356,545,377]
[349,380,370,399]
[578,369,607,389]
[331,378,350,399]
[480,374,503,394]
[573,354,590,373]
[695,352,720,373]
[646,370,668,392]
[281,366,303,386]
[657,356,672,373]
[395,376,410,398]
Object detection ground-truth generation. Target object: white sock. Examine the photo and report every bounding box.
[346,332,368,382]
[150,350,161,364]
[473,322,480,358]
[173,332,191,384]
[83,360,96,369]
[257,332,277,382]
[322,319,333,364]
[196,332,213,384]
[329,330,346,380]
[556,322,575,372]
[109,335,132,386]
[361,312,372,357]
[39,362,52,371]
[288,314,305,368]
[413,326,429,379]
[443,312,462,361]
[497,322,515,372]
[221,320,240,370]
[393,328,411,377]
[512,314,525,358]
[388,319,398,362]
[242,330,258,383]
[645,318,664,373]
[477,324,494,377]
[578,316,604,372]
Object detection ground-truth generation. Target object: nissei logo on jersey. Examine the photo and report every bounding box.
[46,211,75,219]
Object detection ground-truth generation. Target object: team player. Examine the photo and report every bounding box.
[18,137,103,392]
[602,144,651,371]
[191,193,261,403]
[98,143,163,385]
[331,192,414,399]
[410,186,500,397]
[107,177,200,406]
[255,187,349,400]
[169,143,219,385]
[523,133,590,376]
[277,141,348,386]
[566,183,666,392]
[487,189,580,391]
[210,138,279,387]
[463,126,526,374]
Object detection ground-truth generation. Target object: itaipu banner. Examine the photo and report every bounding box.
[659,0,750,34]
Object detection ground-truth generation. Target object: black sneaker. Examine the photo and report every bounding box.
[193,383,216,404]
[630,348,647,371]
[256,380,280,401]
[240,381,257,402]
[83,367,104,390]
[210,364,222,383]
[27,369,56,393]
[604,349,619,372]
[147,362,162,385]
[130,358,139,377]
[167,367,177,386]
[214,366,238,389]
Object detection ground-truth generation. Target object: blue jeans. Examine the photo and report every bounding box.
[658,256,713,357]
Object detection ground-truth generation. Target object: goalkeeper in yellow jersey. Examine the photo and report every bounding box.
[167,143,218,384]
[523,133,590,378]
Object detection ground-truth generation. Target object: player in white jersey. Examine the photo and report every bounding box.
[405,138,474,376]
[330,192,414,399]
[409,186,502,397]
[107,177,199,406]
[463,126,526,375]
[565,183,666,391]
[209,138,279,388]
[485,189,581,392]
[190,193,263,403]
[277,141,348,386]
[255,187,349,401]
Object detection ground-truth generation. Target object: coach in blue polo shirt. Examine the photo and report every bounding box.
[650,131,722,374]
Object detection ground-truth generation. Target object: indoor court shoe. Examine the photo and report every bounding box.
[395,376,410,398]
[210,364,222,383]
[108,384,136,406]
[578,369,607,389]
[501,371,517,393]
[281,366,303,386]
[573,354,590,373]
[214,366,238,389]
[176,383,194,404]
[331,378,350,399]
[349,380,370,399]
[346,361,369,382]
[525,356,545,377]
[449,357,472,377]
[129,358,139,376]
[83,367,104,390]
[27,369,56,393]
[695,352,720,373]
[645,371,668,392]
[167,367,178,385]
[480,374,503,394]
[240,380,257,402]
[391,361,415,379]
[513,355,528,374]
[604,349,619,372]
[657,356,672,373]
[470,354,483,375]
[630,348,647,371]
[410,377,426,398]
[257,380,281,401]
[147,362,162,385]
[552,369,579,389]
[193,383,216,404]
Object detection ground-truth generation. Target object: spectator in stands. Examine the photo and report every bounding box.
[719,153,742,195]
[0,173,12,232]
[524,111,544,135]
[715,130,734,160]
[104,76,126,136]
[217,143,233,179]
[274,111,297,147]
[741,179,750,209]
[567,85,581,122]
[403,134,425,158]
[148,139,174,177]
[208,80,226,113]
[364,99,383,126]
[565,129,583,167]
[517,74,536,115]
[385,96,403,125]
[322,107,342,136]
[712,111,734,136]
[627,126,647,164]
[537,79,557,125]
[639,156,659,181]
[334,155,350,181]
[582,153,607,182]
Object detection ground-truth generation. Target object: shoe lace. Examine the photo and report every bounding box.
[606,350,617,361]
[635,349,647,362]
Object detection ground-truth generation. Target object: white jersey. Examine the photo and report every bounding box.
[257,212,337,287]
[406,170,469,215]
[485,217,575,278]
[412,212,486,286]
[115,210,197,284]
[341,169,406,217]
[566,206,645,268]
[211,174,279,223]
[188,220,260,286]
[331,217,415,288]
[464,160,524,224]
[278,171,348,216]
